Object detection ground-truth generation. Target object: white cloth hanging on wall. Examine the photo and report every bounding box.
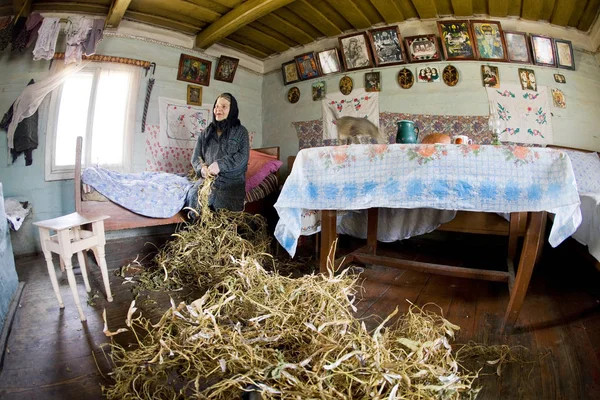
[65,17,93,65]
[321,89,379,140]
[486,83,554,145]
[32,17,60,60]
[6,61,90,149]
[158,97,213,149]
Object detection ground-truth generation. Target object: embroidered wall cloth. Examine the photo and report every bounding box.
[158,97,212,149]
[486,84,553,145]
[275,144,581,256]
[322,89,379,140]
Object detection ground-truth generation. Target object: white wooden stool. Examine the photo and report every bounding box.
[33,212,112,321]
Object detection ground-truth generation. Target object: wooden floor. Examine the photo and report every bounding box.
[0,230,599,399]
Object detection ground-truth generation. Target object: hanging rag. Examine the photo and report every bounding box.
[141,77,155,133]
[32,17,60,60]
[0,16,14,51]
[65,17,93,65]
[83,19,104,56]
[1,79,38,166]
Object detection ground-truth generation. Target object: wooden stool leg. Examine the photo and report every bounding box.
[57,230,86,321]
[39,228,64,308]
[92,221,113,302]
[73,228,91,292]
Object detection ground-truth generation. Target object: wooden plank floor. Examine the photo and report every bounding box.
[0,231,599,399]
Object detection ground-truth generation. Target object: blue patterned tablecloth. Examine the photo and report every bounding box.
[275,144,582,256]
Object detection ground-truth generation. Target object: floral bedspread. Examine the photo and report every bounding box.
[82,167,192,218]
[275,144,582,257]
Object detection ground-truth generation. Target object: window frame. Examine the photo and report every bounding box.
[44,62,139,181]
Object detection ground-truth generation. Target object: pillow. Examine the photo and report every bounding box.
[564,150,600,194]
[245,150,283,191]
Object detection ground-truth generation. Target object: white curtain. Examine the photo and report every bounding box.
[7,61,91,149]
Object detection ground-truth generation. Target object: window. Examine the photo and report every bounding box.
[45,63,140,181]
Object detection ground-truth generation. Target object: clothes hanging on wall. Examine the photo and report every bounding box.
[0,16,13,51]
[1,79,38,166]
[65,17,93,65]
[11,13,43,52]
[83,19,104,56]
[32,17,60,60]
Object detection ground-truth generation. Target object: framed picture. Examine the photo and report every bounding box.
[518,68,537,91]
[177,54,212,86]
[404,35,442,63]
[338,32,374,71]
[417,66,441,83]
[437,20,476,61]
[530,34,556,67]
[339,76,353,95]
[551,88,566,108]
[294,51,322,80]
[554,73,566,84]
[471,20,508,62]
[312,81,326,101]
[317,48,342,75]
[504,31,532,64]
[555,39,575,70]
[214,56,239,83]
[481,65,499,88]
[281,60,300,85]
[187,85,202,106]
[287,86,300,103]
[365,72,381,92]
[367,26,405,66]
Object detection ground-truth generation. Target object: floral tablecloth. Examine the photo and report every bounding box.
[275,144,581,256]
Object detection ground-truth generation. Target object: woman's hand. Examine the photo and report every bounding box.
[200,165,209,178]
[208,162,220,176]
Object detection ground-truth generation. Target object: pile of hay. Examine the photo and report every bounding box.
[101,178,515,399]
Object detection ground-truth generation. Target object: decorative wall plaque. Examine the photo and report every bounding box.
[397,68,414,89]
[443,65,459,86]
[339,76,353,95]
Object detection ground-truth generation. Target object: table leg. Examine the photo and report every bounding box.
[366,208,379,254]
[320,210,337,274]
[501,211,545,333]
[39,228,64,308]
[58,229,86,322]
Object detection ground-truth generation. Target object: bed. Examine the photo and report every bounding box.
[74,137,281,231]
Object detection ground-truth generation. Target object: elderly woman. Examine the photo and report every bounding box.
[185,92,249,214]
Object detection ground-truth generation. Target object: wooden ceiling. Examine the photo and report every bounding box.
[2,0,599,59]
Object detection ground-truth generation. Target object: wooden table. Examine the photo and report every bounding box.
[319,208,546,333]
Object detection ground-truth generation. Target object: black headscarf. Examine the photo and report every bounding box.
[207,93,240,138]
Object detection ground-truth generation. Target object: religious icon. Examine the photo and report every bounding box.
[397,68,414,89]
[339,76,353,95]
[443,65,459,86]
[481,65,500,88]
[471,20,508,61]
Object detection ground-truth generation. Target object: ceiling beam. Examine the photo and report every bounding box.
[550,0,574,26]
[521,0,544,21]
[195,0,296,49]
[13,0,31,17]
[125,10,204,34]
[105,0,133,29]
[220,37,270,58]
[370,0,404,23]
[326,0,371,29]
[287,0,342,37]
[450,0,472,17]
[578,0,600,31]
[488,0,508,17]
[237,25,290,52]
[33,2,109,15]
[258,13,314,44]
[250,21,298,46]
[507,0,521,16]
